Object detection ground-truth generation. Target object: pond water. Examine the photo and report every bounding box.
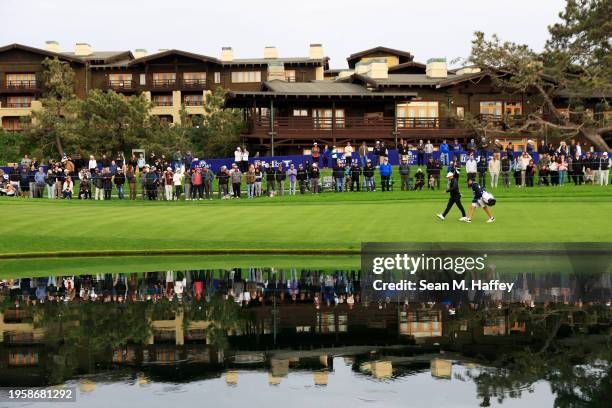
[0,265,610,407]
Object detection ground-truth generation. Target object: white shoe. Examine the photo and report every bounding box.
[487,217,496,223]
[465,218,472,223]
[436,214,445,221]
[459,217,468,222]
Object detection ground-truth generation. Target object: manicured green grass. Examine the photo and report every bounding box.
[0,184,610,257]
[0,255,361,278]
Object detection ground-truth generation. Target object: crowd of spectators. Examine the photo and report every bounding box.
[0,137,609,199]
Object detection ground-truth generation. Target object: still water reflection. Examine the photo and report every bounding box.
[0,267,610,407]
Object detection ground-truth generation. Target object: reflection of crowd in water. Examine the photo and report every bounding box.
[0,269,362,308]
[2,268,610,309]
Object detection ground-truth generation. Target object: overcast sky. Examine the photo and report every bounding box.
[1,0,567,69]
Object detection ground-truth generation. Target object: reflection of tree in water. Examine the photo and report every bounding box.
[34,301,152,384]
[455,305,611,407]
[183,295,249,349]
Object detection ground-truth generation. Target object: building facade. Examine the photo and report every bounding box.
[1,43,607,154]
[0,42,328,131]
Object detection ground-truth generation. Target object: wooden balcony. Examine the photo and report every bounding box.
[4,102,32,108]
[243,116,467,146]
[1,80,40,93]
[151,79,177,90]
[181,78,207,90]
[184,100,204,106]
[104,79,135,91]
[478,113,526,125]
[153,100,173,107]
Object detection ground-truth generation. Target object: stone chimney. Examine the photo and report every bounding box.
[426,58,448,78]
[309,44,324,59]
[264,46,278,59]
[355,62,368,75]
[134,49,147,59]
[75,43,93,56]
[366,59,388,79]
[221,47,234,62]
[45,41,60,53]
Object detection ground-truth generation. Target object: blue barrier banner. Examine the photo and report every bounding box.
[0,150,550,175]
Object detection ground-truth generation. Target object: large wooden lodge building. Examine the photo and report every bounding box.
[0,42,607,154]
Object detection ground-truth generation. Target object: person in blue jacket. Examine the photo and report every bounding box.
[467,178,495,223]
[439,139,450,166]
[379,158,392,191]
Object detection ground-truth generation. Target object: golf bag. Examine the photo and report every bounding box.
[482,191,496,206]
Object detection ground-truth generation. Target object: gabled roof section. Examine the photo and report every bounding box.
[348,73,457,88]
[61,50,134,65]
[128,49,221,66]
[347,46,414,68]
[0,43,85,64]
[388,61,426,74]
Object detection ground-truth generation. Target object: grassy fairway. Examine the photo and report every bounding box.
[0,184,610,256]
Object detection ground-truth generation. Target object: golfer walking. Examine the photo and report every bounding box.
[437,171,468,222]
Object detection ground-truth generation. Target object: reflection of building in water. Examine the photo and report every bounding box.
[313,370,328,386]
[149,310,209,346]
[0,311,45,368]
[225,371,238,385]
[399,310,443,339]
[430,358,452,379]
[360,360,393,379]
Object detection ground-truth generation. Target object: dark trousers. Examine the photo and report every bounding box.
[351,176,360,191]
[442,195,466,217]
[203,180,212,199]
[232,182,241,197]
[417,152,425,166]
[467,172,476,185]
[104,189,111,200]
[174,185,182,199]
[194,184,203,199]
[478,172,486,186]
[381,175,390,191]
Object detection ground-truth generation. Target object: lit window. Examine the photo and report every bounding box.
[293,109,308,116]
[183,72,206,86]
[285,70,296,82]
[396,101,439,128]
[214,72,221,83]
[231,71,261,83]
[456,106,465,119]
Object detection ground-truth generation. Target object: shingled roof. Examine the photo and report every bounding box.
[347,46,414,68]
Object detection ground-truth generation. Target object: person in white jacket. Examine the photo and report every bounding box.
[173,168,184,200]
[488,154,501,188]
[234,147,242,165]
[465,152,478,185]
[88,155,97,173]
[520,152,532,186]
[240,148,249,172]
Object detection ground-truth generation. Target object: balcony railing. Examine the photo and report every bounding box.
[184,100,204,106]
[243,116,468,141]
[2,80,39,91]
[153,100,173,107]
[107,79,134,90]
[4,102,32,108]
[254,116,451,131]
[182,78,207,88]
[151,79,177,88]
[478,113,526,124]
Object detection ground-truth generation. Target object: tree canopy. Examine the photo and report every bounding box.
[467,0,611,150]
